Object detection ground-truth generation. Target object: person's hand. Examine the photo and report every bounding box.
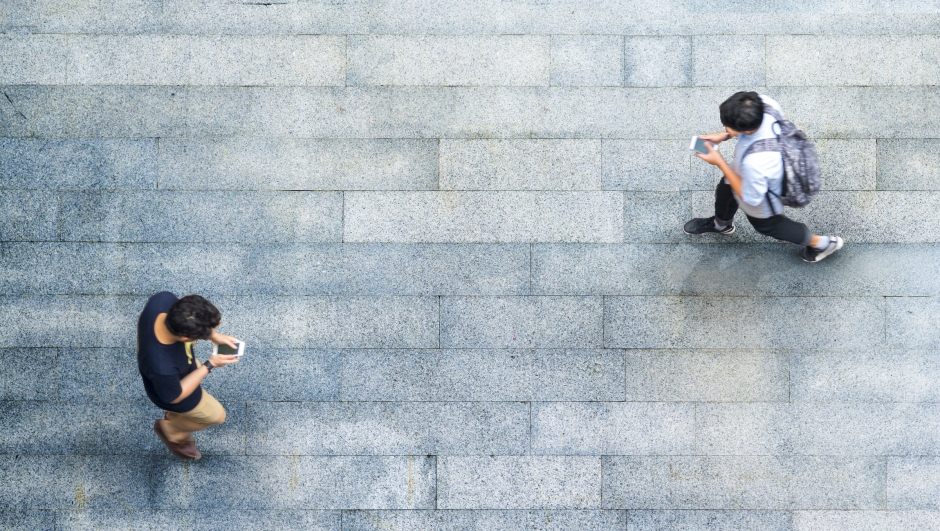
[208,330,239,350]
[208,354,239,368]
[695,141,726,167]
[699,132,730,144]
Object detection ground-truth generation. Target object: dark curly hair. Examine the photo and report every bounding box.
[165,295,221,340]
[719,91,765,132]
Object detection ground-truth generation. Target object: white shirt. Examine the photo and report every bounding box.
[729,95,785,219]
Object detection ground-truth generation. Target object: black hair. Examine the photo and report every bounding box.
[719,91,765,132]
[165,295,222,340]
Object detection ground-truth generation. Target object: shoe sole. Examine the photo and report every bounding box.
[800,237,844,263]
[683,225,736,236]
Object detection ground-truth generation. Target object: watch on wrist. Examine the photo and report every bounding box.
[203,359,213,372]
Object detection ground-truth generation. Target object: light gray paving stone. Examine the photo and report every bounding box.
[628,510,792,531]
[551,35,623,87]
[217,296,439,349]
[790,456,887,510]
[889,457,940,510]
[67,35,345,86]
[439,139,602,191]
[0,0,162,33]
[604,296,884,349]
[441,296,603,348]
[0,35,66,85]
[623,192,691,243]
[57,348,140,402]
[347,35,550,87]
[696,403,792,456]
[0,191,58,241]
[344,191,624,243]
[0,139,157,190]
[158,139,438,191]
[692,35,764,86]
[624,37,690,87]
[0,348,56,401]
[878,139,940,191]
[248,244,529,296]
[123,244,251,297]
[343,510,627,531]
[625,350,788,402]
[887,297,940,348]
[0,455,150,509]
[246,401,528,455]
[0,243,124,295]
[603,140,703,191]
[815,139,877,191]
[0,509,55,531]
[340,349,625,402]
[530,402,694,455]
[55,510,195,530]
[793,511,940,531]
[690,137,736,187]
[60,191,343,243]
[152,455,435,509]
[195,510,341,531]
[437,456,601,509]
[791,350,940,402]
[0,296,141,348]
[201,349,341,402]
[767,35,940,86]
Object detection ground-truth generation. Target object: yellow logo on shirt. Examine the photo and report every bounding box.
[184,342,194,365]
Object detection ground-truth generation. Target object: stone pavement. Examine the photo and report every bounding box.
[3,1,940,530]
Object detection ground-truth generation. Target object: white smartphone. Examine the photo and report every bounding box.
[690,136,712,155]
[213,341,245,357]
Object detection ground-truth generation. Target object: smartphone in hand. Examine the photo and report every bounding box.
[690,136,712,155]
[213,341,245,357]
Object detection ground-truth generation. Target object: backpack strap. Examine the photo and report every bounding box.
[741,138,783,217]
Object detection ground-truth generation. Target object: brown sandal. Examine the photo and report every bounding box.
[154,420,201,460]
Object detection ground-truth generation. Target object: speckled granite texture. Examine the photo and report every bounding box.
[3,1,940,529]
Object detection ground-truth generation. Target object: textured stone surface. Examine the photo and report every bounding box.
[793,511,940,531]
[0,191,59,241]
[889,458,940,509]
[791,350,940,403]
[603,140,701,191]
[692,35,765,86]
[629,510,793,531]
[0,348,57,401]
[0,296,141,348]
[551,35,623,87]
[343,510,627,530]
[878,139,940,191]
[0,35,66,85]
[887,297,940,348]
[624,37,690,87]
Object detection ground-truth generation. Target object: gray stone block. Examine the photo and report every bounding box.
[878,139,940,191]
[0,348,57,401]
[791,350,940,402]
[437,456,601,509]
[695,403,792,456]
[815,139,877,191]
[790,456,886,510]
[0,242,124,295]
[0,191,58,241]
[693,36,764,86]
[603,140,703,191]
[623,192,691,243]
[152,455,435,509]
[0,455,150,509]
[767,35,940,86]
[551,36,623,87]
[689,138,735,187]
[0,139,158,190]
[441,296,603,348]
[624,350,788,402]
[217,296,439,349]
[123,243,252,297]
[340,348,625,402]
[55,510,195,530]
[195,510,340,531]
[67,35,345,86]
[60,191,343,243]
[439,139,602,191]
[793,511,940,531]
[343,192,624,243]
[347,35,550,87]
[0,35,66,85]
[201,349,341,402]
[889,457,940,509]
[0,296,141,348]
[57,348,140,402]
[246,401,528,455]
[0,509,55,531]
[624,37,690,87]
[158,139,438,191]
[887,297,940,348]
[530,402,694,455]
[629,510,792,531]
[604,296,884,349]
[343,510,627,531]
[0,0,162,33]
[248,244,529,296]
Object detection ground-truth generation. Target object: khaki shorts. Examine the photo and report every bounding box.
[166,362,225,425]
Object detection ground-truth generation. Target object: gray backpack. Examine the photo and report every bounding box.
[741,106,820,213]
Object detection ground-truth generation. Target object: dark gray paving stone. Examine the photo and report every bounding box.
[55,510,195,530]
[152,455,435,509]
[60,191,343,243]
[343,510,627,530]
[624,350,788,402]
[605,296,884,349]
[0,139,157,190]
[878,139,940,191]
[551,36,623,87]
[628,510,792,531]
[530,402,694,455]
[195,510,341,531]
[0,35,65,85]
[887,297,940,348]
[57,348,140,402]
[340,349,625,402]
[246,401,528,455]
[793,510,940,531]
[123,243,251,297]
[248,244,528,296]
[0,455,150,509]
[623,191,691,243]
[0,296,142,348]
[158,139,438,191]
[889,457,940,509]
[217,296,439,349]
[0,242,124,295]
[438,456,601,509]
[0,0,162,33]
[791,350,940,402]
[0,191,58,242]
[202,349,340,402]
[0,509,55,531]
[602,140,702,191]
[441,296,603,348]
[624,36,690,87]
[0,348,57,401]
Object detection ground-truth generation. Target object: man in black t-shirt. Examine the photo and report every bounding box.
[137,292,240,460]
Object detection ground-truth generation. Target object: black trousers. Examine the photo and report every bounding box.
[714,179,811,246]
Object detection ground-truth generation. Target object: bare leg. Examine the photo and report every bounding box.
[809,235,820,247]
[160,410,225,444]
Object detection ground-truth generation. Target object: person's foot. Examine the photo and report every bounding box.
[154,420,201,460]
[683,216,735,235]
[799,236,844,263]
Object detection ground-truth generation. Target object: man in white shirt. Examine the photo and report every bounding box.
[683,91,843,263]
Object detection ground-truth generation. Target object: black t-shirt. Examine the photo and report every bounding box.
[137,291,203,413]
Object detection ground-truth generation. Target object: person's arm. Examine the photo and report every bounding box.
[695,143,743,197]
[170,352,239,404]
[699,131,733,144]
